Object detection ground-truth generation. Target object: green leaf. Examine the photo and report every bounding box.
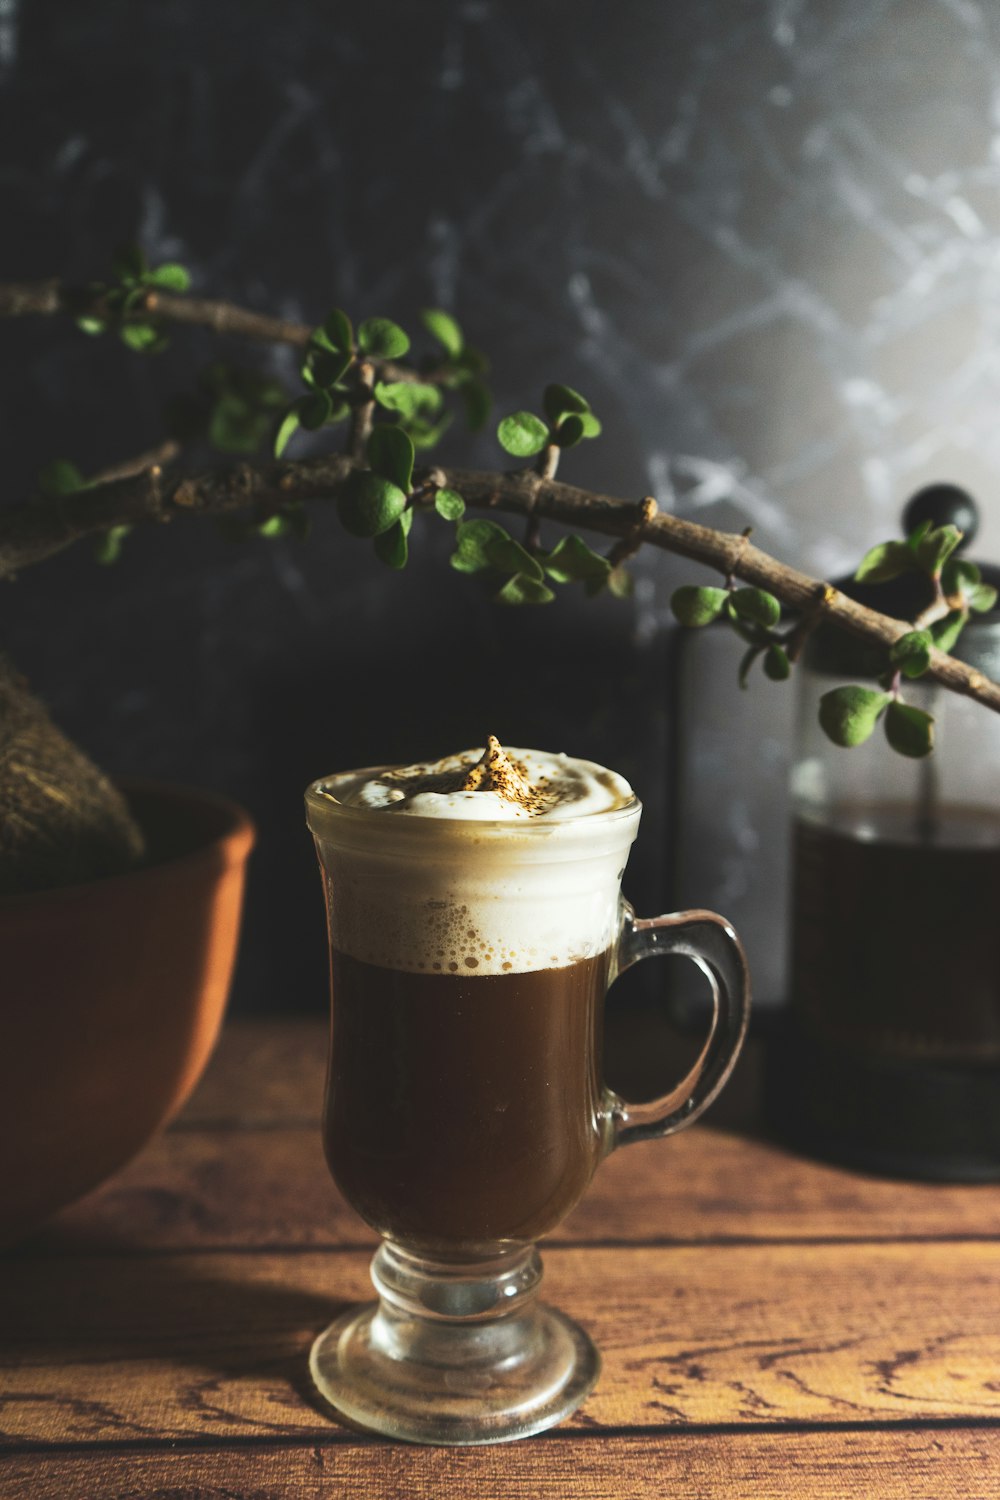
[304,348,352,389]
[373,516,410,569]
[818,685,891,748]
[497,411,549,457]
[112,243,147,283]
[885,700,934,758]
[577,410,602,438]
[456,344,489,376]
[764,644,791,681]
[854,540,913,584]
[434,488,466,521]
[75,316,107,336]
[890,629,933,679]
[402,411,453,451]
[495,573,555,605]
[485,531,543,582]
[542,535,612,586]
[257,514,292,539]
[367,425,414,492]
[274,408,300,458]
[358,317,410,359]
[731,587,781,628]
[906,519,934,552]
[738,646,762,689]
[119,323,165,352]
[916,524,963,575]
[543,383,591,424]
[147,262,191,292]
[38,459,86,499]
[337,471,407,537]
[556,413,587,448]
[93,525,130,565]
[449,517,543,580]
[930,609,966,653]
[208,394,267,453]
[968,582,997,613]
[945,559,980,591]
[373,380,442,418]
[298,390,333,430]
[324,308,354,353]
[420,308,463,357]
[460,377,491,431]
[606,565,633,599]
[671,585,729,626]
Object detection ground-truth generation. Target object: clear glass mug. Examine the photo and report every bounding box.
[305,766,750,1445]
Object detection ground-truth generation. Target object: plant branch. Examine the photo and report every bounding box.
[0,280,437,385]
[2,452,999,716]
[349,362,376,462]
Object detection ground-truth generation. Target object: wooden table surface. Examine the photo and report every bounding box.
[2,1018,999,1498]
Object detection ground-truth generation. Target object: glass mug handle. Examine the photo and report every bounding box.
[604,903,751,1150]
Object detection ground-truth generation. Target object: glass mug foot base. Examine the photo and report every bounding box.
[309,1241,600,1445]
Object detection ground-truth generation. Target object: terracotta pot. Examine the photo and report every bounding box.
[0,782,254,1243]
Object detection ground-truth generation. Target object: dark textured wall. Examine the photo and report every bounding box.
[4,0,999,1011]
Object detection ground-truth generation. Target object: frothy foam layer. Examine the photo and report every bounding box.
[343,738,633,821]
[307,744,640,977]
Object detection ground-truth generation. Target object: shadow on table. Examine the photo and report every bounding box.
[0,1224,360,1429]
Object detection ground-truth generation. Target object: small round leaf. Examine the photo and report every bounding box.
[764,644,791,681]
[854,541,913,584]
[495,573,556,605]
[324,308,354,353]
[497,411,549,457]
[670,585,729,627]
[337,472,407,537]
[434,488,466,521]
[147,263,191,292]
[890,629,932,679]
[274,409,300,458]
[731,587,781,628]
[420,308,463,356]
[120,323,165,353]
[543,383,591,423]
[556,413,586,448]
[298,390,333,430]
[818,685,890,748]
[373,517,410,569]
[358,317,410,360]
[367,425,414,493]
[885,700,935,758]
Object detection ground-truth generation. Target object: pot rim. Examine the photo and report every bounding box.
[0,778,255,910]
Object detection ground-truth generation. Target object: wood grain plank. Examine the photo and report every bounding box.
[4,1429,999,1500]
[2,1244,998,1446]
[28,1117,1000,1255]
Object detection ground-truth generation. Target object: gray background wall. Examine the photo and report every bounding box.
[3,0,998,1011]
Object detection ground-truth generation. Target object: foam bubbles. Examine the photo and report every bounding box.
[308,747,641,977]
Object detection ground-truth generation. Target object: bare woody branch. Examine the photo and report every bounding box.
[0,278,312,346]
[2,453,998,717]
[0,280,433,384]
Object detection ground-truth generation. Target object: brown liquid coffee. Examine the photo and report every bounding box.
[790,806,1000,1060]
[323,950,609,1250]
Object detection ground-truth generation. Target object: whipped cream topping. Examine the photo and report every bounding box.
[306,741,640,976]
[344,737,632,822]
